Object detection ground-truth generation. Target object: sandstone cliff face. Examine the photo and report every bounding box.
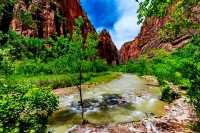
[11,0,58,38]
[10,0,94,38]
[120,3,200,63]
[61,0,94,38]
[98,29,119,65]
[120,16,168,63]
[119,39,141,63]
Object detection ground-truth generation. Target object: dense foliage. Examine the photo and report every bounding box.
[136,0,199,23]
[0,30,108,79]
[0,81,58,132]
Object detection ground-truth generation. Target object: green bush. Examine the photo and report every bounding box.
[14,60,52,76]
[178,36,200,117]
[161,82,179,102]
[0,81,58,132]
[0,48,14,75]
[87,59,109,73]
[125,56,153,75]
[153,63,174,81]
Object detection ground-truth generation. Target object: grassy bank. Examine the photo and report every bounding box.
[8,72,121,89]
[85,72,122,85]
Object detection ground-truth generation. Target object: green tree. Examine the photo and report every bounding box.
[68,16,99,123]
[0,48,14,76]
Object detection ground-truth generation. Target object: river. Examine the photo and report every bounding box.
[47,74,166,133]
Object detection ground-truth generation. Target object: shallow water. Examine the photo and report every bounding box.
[47,74,166,133]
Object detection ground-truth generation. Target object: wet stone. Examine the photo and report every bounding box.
[70,94,129,112]
[102,94,123,105]
[71,99,100,112]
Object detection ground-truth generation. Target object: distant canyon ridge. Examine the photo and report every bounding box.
[10,0,200,64]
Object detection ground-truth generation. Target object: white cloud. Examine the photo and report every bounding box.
[109,0,141,49]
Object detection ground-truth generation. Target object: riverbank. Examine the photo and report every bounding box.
[8,72,121,90]
[53,72,121,96]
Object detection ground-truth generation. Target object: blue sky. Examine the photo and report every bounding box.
[80,0,141,49]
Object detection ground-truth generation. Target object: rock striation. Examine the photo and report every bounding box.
[10,0,94,38]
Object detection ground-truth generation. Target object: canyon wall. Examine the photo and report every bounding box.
[10,0,94,38]
[120,4,200,63]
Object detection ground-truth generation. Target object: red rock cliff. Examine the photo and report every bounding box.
[98,29,119,65]
[10,0,94,38]
[61,0,94,37]
[120,3,200,63]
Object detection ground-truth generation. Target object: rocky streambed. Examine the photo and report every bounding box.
[72,96,196,133]
[47,74,168,133]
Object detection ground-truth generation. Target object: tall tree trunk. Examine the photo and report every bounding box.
[79,64,85,123]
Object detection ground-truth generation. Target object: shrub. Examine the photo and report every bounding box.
[0,48,14,75]
[0,81,58,132]
[125,56,153,75]
[153,63,174,81]
[185,60,200,116]
[90,59,109,72]
[178,78,191,89]
[14,60,53,76]
[161,82,179,102]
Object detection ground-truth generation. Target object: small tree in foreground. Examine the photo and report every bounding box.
[68,16,98,123]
